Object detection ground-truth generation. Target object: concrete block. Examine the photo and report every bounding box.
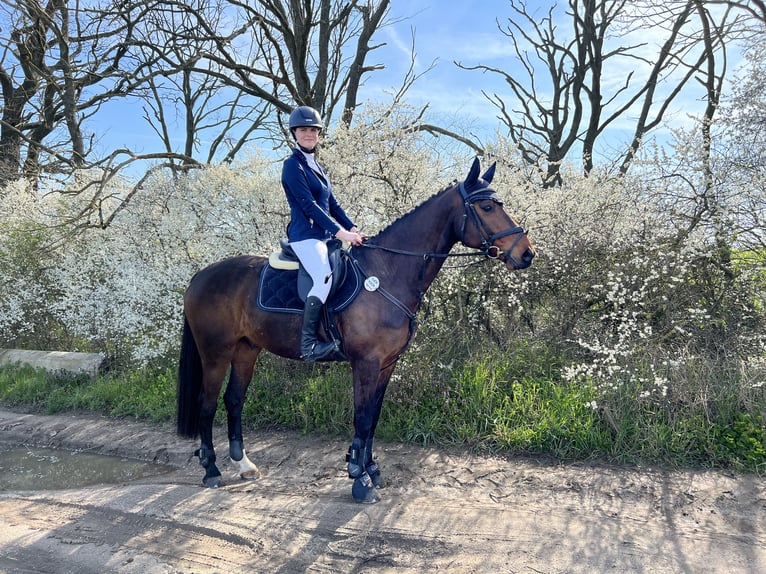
[0,349,106,377]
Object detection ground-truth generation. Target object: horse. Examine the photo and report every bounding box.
[177,157,536,503]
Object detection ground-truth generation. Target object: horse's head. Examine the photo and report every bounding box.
[458,158,536,270]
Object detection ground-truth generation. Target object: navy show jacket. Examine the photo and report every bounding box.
[281,148,356,242]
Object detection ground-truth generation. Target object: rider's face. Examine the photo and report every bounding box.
[295,126,320,149]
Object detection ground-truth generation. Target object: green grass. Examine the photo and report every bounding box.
[0,363,176,422]
[1,349,764,473]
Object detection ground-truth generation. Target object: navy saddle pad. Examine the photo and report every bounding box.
[257,257,362,314]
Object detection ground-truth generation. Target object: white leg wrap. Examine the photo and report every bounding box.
[237,451,262,480]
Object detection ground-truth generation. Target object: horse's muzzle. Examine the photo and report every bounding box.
[504,247,535,270]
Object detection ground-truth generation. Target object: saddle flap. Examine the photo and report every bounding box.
[258,248,362,314]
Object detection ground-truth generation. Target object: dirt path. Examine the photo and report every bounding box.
[0,408,764,573]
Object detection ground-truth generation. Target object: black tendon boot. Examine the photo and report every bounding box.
[301,296,337,362]
[346,437,380,504]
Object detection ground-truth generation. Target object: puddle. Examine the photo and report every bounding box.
[0,446,175,490]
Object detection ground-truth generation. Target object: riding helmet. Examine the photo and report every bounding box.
[289,106,324,132]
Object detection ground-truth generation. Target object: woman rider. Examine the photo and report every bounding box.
[281,106,364,362]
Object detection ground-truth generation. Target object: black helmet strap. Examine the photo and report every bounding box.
[297,144,316,154]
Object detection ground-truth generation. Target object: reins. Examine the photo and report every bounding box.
[357,242,493,259]
[356,181,528,264]
[357,242,498,271]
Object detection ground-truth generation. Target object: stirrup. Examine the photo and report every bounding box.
[302,341,337,362]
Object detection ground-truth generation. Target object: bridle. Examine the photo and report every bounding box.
[458,181,529,267]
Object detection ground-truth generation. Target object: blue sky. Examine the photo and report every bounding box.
[95,1,745,164]
[364,1,745,156]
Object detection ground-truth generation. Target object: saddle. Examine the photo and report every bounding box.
[257,238,362,316]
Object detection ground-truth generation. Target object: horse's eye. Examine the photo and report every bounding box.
[481,204,493,212]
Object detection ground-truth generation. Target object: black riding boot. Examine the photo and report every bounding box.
[301,296,336,362]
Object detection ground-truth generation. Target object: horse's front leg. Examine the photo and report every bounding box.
[224,349,262,481]
[363,387,389,489]
[347,363,395,503]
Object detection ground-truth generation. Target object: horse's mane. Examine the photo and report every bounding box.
[370,182,457,241]
[369,177,492,242]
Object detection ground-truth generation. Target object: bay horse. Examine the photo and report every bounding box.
[177,157,535,503]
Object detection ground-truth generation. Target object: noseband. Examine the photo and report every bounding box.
[458,182,528,265]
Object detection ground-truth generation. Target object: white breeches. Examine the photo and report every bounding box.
[290,238,332,303]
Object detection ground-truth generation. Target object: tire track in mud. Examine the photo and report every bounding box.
[0,495,260,572]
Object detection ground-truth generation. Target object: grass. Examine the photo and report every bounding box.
[0,363,176,422]
[0,348,764,473]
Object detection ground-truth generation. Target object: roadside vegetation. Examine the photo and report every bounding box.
[1,340,763,472]
[2,103,765,473]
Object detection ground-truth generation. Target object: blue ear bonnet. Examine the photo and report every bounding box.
[459,157,502,203]
[459,179,503,204]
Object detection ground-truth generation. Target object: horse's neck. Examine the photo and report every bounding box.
[364,193,459,295]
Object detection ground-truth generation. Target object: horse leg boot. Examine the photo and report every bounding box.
[227,414,262,480]
[195,445,222,488]
[301,296,337,362]
[346,437,380,504]
[364,437,383,489]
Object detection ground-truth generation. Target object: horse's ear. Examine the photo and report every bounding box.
[482,162,496,184]
[465,157,481,188]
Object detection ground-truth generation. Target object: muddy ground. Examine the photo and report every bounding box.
[0,408,764,573]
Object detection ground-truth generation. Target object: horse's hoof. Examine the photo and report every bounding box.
[240,469,262,480]
[202,475,222,488]
[352,474,380,504]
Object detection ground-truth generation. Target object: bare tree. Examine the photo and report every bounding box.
[707,0,766,23]
[0,0,99,185]
[617,1,745,180]
[146,0,391,133]
[117,1,273,167]
[456,0,743,186]
[0,0,398,229]
[0,0,190,188]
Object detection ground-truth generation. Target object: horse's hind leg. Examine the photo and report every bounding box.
[224,344,262,480]
[197,361,228,488]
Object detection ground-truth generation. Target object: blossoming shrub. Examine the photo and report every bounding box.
[1,155,287,364]
[0,180,71,349]
[381,136,765,465]
[0,102,764,468]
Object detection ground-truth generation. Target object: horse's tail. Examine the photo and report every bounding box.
[177,315,202,439]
